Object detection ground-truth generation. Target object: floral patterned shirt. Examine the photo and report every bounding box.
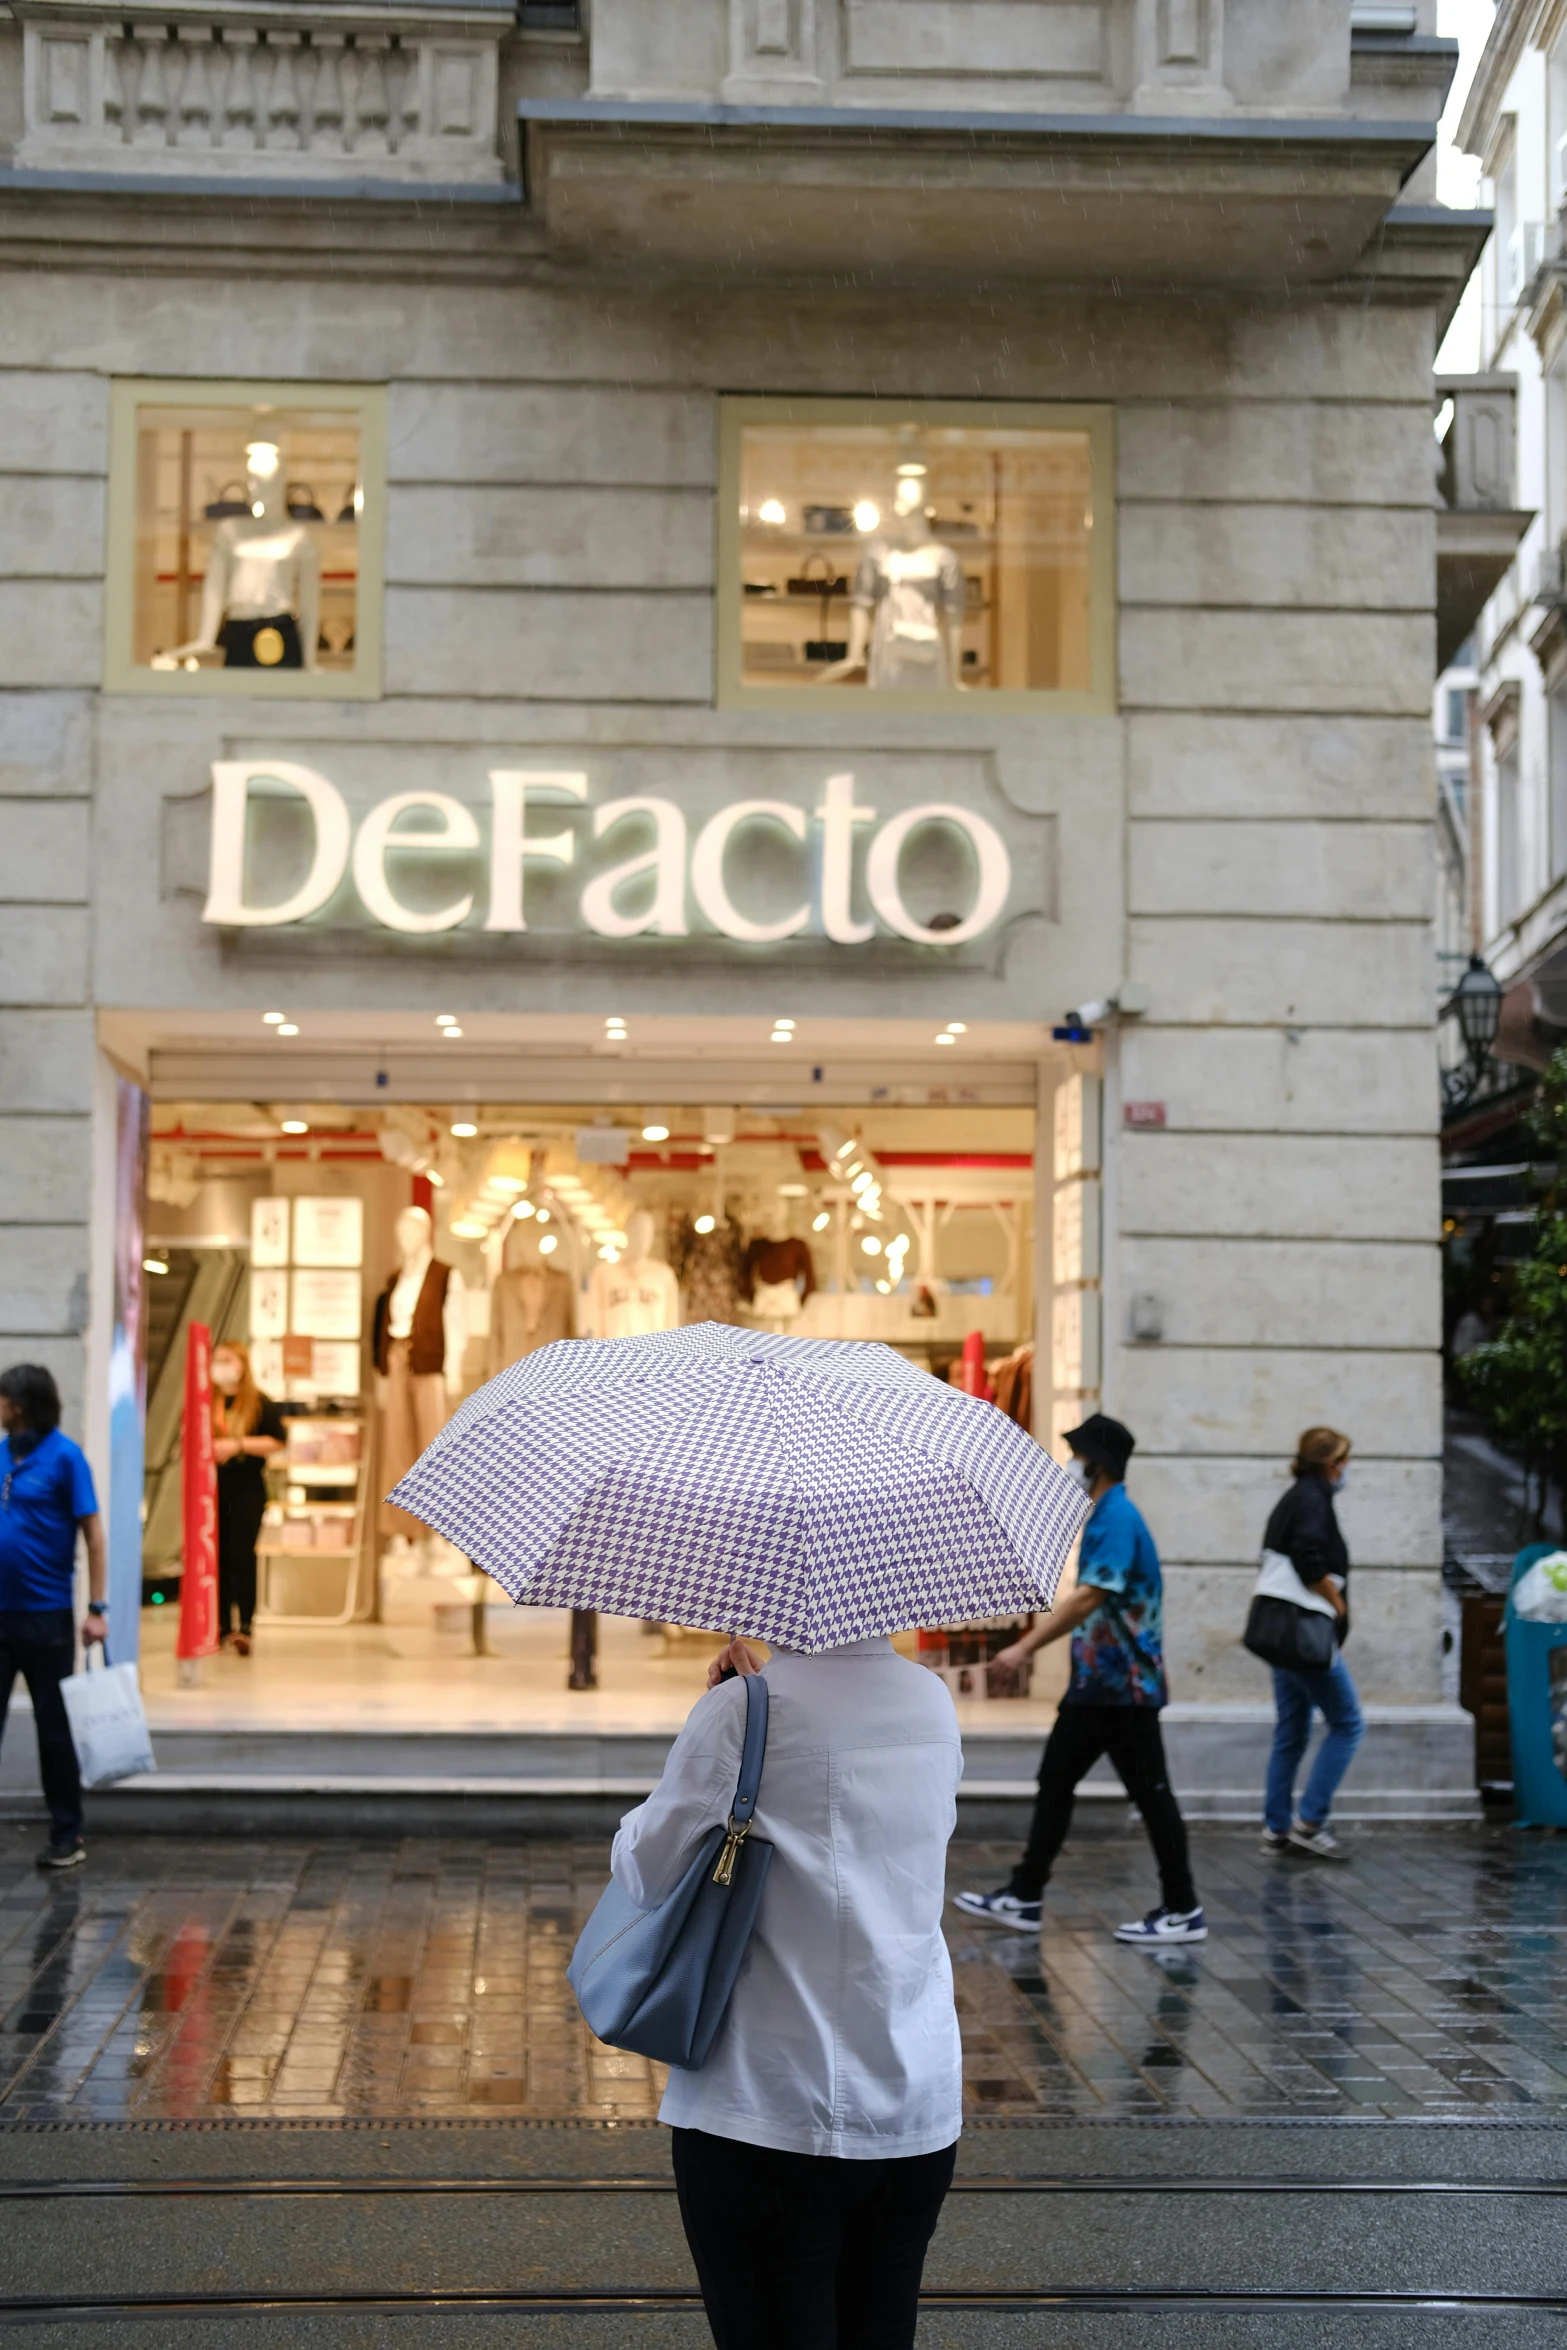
[1065,1481,1169,1709]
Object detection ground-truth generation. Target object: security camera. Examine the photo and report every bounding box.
[1066,998,1113,1029]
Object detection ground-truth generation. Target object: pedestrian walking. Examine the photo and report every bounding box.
[209,1341,285,1654]
[387,1324,1090,2350]
[954,1413,1205,1947]
[1258,1426,1363,1860]
[0,1364,107,1871]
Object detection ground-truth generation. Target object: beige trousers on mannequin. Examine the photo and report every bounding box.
[380,1337,448,1537]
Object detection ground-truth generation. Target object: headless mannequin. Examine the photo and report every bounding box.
[155,438,320,672]
[377,1205,466,1560]
[817,474,965,691]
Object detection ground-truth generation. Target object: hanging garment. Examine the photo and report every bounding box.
[488,1264,575,1378]
[990,1345,1034,1434]
[373,1258,453,1377]
[739,1235,816,1306]
[672,1215,744,1326]
[852,539,966,690]
[379,1338,449,1536]
[587,1257,680,1340]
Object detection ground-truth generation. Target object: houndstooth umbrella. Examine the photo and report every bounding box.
[389,1323,1089,1653]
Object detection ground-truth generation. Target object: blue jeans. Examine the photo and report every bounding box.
[1265,1654,1364,1834]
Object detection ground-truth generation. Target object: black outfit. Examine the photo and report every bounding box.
[216,1396,286,1638]
[672,2128,955,2350]
[1012,1706,1198,1912]
[218,613,303,668]
[1264,1472,1350,1637]
[0,1609,82,1842]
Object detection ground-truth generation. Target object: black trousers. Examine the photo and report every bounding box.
[217,1487,265,1637]
[671,2128,956,2350]
[0,1610,83,1842]
[1011,1702,1198,1913]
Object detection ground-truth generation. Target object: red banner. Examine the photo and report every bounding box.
[178,1321,219,1660]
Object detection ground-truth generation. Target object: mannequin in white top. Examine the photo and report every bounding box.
[154,438,320,673]
[586,1209,679,1340]
[378,1205,466,1562]
[816,472,966,692]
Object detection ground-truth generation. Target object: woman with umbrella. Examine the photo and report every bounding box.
[391,1323,1087,2350]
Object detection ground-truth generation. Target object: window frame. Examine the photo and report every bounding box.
[716,395,1116,716]
[103,377,388,700]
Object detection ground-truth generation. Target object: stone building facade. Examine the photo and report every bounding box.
[0,0,1484,1807]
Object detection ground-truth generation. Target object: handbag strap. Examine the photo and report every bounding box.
[730,1672,769,1827]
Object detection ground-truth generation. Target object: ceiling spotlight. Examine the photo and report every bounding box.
[935,1032,956,1046]
[773,1017,796,1030]
[277,1023,299,1037]
[875,1279,892,1294]
[536,1207,551,1223]
[143,1256,170,1276]
[597,1243,621,1261]
[694,1213,716,1235]
[426,1170,445,1188]
[280,1118,309,1135]
[450,1121,477,1139]
[895,461,928,479]
[443,1026,464,1039]
[538,1233,558,1255]
[435,1014,457,1028]
[946,1022,967,1034]
[643,1122,670,1142]
[450,1218,486,1240]
[758,498,786,526]
[812,1211,831,1232]
[511,1200,535,1221]
[778,1183,808,1198]
[263,1011,286,1026]
[861,1235,882,1256]
[770,1031,792,1045]
[853,499,880,533]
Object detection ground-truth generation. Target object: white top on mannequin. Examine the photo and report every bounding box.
[155,441,320,669]
[386,1205,466,1388]
[587,1208,679,1340]
[817,475,965,691]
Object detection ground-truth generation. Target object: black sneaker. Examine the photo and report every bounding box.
[37,1838,85,1873]
[952,1888,1042,1929]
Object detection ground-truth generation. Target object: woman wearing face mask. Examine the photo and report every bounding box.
[1259,1426,1362,1860]
[209,1341,285,1656]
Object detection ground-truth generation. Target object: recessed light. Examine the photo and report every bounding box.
[450,1219,486,1240]
[778,1183,808,1198]
[276,1023,299,1037]
[642,1122,670,1142]
[280,1119,309,1135]
[812,1211,831,1232]
[759,498,786,525]
[450,1121,477,1139]
[511,1200,535,1221]
[771,1033,792,1045]
[946,1022,967,1034]
[263,1012,286,1026]
[443,1027,463,1039]
[935,1033,956,1046]
[426,1170,444,1188]
[875,1278,891,1294]
[861,1235,882,1256]
[853,500,880,533]
[694,1214,716,1235]
[538,1233,558,1255]
[142,1256,169,1276]
[536,1207,551,1223]
[773,1017,796,1030]
[435,1014,457,1027]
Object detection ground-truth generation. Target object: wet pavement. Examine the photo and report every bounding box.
[0,1818,1563,2124]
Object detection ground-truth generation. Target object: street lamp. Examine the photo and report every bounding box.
[1442,953,1504,1109]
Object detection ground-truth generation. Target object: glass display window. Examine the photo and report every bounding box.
[718,398,1114,711]
[104,380,386,697]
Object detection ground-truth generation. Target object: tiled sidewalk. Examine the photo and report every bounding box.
[0,1820,1563,2122]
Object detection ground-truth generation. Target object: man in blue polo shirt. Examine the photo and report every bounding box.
[0,1363,108,1871]
[954,1413,1205,1947]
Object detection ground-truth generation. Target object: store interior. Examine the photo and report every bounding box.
[135,1081,1069,1732]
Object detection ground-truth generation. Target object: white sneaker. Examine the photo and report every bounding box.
[1287,1822,1347,1861]
[1113,1905,1207,1946]
[952,1888,1042,1930]
[1260,1828,1291,1854]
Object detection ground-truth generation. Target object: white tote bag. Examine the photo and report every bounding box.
[60,1651,157,1787]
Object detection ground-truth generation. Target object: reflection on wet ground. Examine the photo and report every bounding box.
[0,1820,1562,2121]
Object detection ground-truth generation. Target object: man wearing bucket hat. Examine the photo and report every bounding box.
[954,1412,1205,1947]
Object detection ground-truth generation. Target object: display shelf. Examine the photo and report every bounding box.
[257,1412,369,1627]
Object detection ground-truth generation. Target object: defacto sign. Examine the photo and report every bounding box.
[201,760,1013,949]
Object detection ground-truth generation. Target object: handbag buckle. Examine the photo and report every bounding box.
[712,1814,751,1887]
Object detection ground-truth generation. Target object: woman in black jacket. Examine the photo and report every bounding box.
[1260,1426,1363,1860]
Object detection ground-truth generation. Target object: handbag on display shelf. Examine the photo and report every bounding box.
[1243,1548,1339,1674]
[567,1673,773,2070]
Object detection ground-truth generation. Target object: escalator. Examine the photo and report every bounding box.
[140,1248,248,1584]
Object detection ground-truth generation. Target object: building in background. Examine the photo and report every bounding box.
[0,0,1490,1817]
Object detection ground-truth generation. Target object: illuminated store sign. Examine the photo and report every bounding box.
[202,760,1012,948]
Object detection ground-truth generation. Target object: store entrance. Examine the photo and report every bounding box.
[135,1084,1055,1737]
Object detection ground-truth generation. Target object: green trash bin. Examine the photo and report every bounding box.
[1504,1543,1567,1829]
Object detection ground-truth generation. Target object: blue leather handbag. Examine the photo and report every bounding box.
[567,1673,773,2070]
